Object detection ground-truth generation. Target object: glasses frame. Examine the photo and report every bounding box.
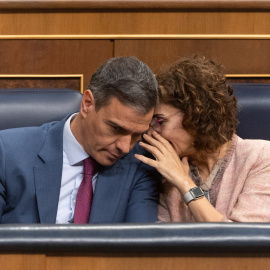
[150,111,181,133]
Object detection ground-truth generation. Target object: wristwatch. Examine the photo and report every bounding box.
[183,187,204,205]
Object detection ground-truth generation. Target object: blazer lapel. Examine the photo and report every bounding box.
[34,118,66,223]
[90,159,126,223]
[34,159,63,223]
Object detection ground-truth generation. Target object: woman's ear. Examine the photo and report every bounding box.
[80,90,95,117]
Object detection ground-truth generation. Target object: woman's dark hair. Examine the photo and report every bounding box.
[156,55,238,153]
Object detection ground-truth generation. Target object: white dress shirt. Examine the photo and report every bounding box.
[55,114,98,224]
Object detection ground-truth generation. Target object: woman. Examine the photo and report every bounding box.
[135,55,270,222]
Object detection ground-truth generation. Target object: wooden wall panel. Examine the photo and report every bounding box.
[0,12,270,35]
[1,0,270,10]
[114,39,270,75]
[0,254,46,270]
[0,1,269,87]
[46,255,270,270]
[0,40,113,90]
[0,77,81,91]
[0,1,269,89]
[1,253,270,270]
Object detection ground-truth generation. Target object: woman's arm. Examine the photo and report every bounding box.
[135,131,223,222]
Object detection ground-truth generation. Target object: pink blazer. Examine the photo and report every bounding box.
[158,135,270,222]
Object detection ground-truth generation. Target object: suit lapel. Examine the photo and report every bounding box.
[34,118,66,223]
[90,159,126,223]
[34,159,62,223]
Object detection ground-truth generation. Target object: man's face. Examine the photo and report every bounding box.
[79,94,154,166]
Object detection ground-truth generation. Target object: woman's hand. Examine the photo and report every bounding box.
[136,130,224,222]
[135,130,195,194]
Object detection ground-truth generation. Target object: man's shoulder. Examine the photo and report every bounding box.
[0,120,65,153]
[0,121,58,140]
[119,142,154,166]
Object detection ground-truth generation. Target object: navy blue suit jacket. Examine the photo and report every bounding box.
[0,117,160,223]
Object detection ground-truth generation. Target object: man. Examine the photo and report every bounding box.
[0,57,160,224]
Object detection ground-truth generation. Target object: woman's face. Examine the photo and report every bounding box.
[151,103,196,158]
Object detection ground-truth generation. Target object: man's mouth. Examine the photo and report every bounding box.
[107,151,121,160]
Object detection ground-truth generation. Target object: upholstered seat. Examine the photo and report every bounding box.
[0,85,269,140]
[232,83,270,140]
[0,88,82,130]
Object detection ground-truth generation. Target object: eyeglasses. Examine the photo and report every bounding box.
[150,111,181,133]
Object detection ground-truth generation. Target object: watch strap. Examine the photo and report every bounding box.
[183,187,204,205]
[183,191,194,205]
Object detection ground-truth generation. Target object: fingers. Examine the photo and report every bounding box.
[138,141,162,160]
[142,132,173,155]
[134,154,157,168]
[147,126,154,135]
[151,130,171,146]
[181,157,190,174]
[181,156,189,165]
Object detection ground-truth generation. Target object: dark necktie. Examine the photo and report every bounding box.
[74,157,98,224]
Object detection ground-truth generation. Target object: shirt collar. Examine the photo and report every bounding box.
[63,113,89,166]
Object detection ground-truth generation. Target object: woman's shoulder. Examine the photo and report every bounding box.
[236,135,270,151]
[234,135,270,163]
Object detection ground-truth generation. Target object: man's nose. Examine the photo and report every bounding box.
[116,135,133,154]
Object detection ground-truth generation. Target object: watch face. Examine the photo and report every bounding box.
[191,187,204,198]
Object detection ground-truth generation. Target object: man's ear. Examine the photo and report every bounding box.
[80,90,95,118]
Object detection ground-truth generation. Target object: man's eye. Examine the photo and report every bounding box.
[111,125,120,131]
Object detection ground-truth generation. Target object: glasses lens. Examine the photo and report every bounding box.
[150,118,161,132]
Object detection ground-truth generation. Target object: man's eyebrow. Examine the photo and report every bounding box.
[105,119,149,135]
[105,120,134,134]
[105,120,126,130]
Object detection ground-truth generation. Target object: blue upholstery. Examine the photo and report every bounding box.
[233,83,270,140]
[0,88,82,130]
[0,85,269,140]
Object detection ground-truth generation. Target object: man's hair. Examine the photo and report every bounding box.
[156,54,238,154]
[88,57,158,114]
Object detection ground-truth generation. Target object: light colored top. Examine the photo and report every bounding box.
[56,114,98,224]
[158,135,270,222]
